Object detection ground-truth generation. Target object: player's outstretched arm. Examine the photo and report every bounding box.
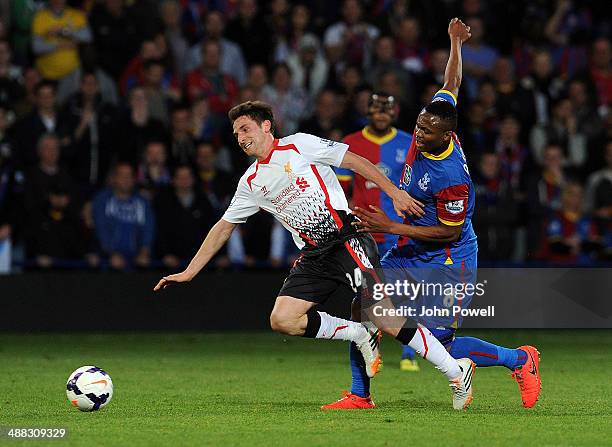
[353,205,462,242]
[442,18,471,98]
[340,151,424,218]
[153,219,237,291]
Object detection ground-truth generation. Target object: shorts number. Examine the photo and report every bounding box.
[345,267,363,293]
[443,288,455,307]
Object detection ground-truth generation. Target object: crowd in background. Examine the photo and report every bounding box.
[0,0,610,272]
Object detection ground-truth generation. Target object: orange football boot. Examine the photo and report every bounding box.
[320,391,375,410]
[511,345,541,408]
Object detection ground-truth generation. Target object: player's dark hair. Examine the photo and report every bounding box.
[424,100,457,132]
[228,101,276,134]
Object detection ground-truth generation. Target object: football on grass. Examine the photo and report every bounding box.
[66,366,113,411]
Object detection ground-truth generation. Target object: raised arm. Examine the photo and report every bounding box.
[153,218,237,291]
[441,18,472,98]
[340,151,424,218]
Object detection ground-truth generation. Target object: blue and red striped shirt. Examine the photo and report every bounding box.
[336,127,412,252]
[398,90,477,264]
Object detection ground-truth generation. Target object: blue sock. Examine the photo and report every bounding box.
[449,337,528,370]
[349,341,370,398]
[401,344,416,360]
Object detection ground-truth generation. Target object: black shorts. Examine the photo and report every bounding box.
[278,234,381,304]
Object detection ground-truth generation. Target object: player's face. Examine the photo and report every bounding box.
[368,95,396,132]
[233,115,270,157]
[414,111,450,152]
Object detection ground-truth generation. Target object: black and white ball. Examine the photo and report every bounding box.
[66,366,113,411]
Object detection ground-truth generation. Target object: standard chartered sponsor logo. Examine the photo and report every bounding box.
[272,183,302,213]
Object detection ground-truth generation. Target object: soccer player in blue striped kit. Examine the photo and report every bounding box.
[322,18,542,410]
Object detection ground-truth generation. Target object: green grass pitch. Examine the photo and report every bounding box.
[1,330,611,446]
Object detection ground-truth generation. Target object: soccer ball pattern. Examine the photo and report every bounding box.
[66,366,113,411]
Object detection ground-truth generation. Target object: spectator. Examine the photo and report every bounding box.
[185,11,248,86]
[225,0,273,67]
[472,152,518,263]
[274,4,313,63]
[299,90,341,139]
[14,80,66,168]
[261,63,308,135]
[167,105,196,165]
[491,57,525,120]
[0,106,14,162]
[528,143,568,211]
[32,0,92,95]
[337,64,363,102]
[92,162,155,270]
[530,97,587,170]
[323,0,379,72]
[194,141,234,214]
[0,121,20,273]
[25,185,87,269]
[394,16,428,75]
[9,0,38,65]
[494,115,532,190]
[342,86,372,135]
[24,133,74,219]
[567,78,602,142]
[159,0,189,80]
[136,140,171,200]
[115,87,167,165]
[154,164,215,269]
[422,47,448,87]
[518,49,564,128]
[60,71,117,196]
[185,40,240,113]
[476,80,501,134]
[588,37,611,110]
[244,64,268,101]
[265,0,290,55]
[120,38,167,96]
[141,58,176,125]
[367,35,412,96]
[544,0,589,78]
[190,96,223,143]
[525,143,568,254]
[585,141,612,260]
[539,182,601,265]
[286,34,329,103]
[12,67,41,119]
[461,16,498,99]
[89,0,141,80]
[0,40,24,108]
[458,101,494,169]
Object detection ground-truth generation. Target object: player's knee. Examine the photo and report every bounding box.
[269,310,292,334]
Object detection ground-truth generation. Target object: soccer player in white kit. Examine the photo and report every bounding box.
[154,101,475,410]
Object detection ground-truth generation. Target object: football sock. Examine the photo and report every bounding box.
[397,326,461,380]
[349,342,370,398]
[449,337,528,370]
[307,311,367,342]
[401,344,416,360]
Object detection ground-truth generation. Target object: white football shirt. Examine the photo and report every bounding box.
[223,133,351,249]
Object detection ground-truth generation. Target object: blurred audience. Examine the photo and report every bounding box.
[0,0,609,270]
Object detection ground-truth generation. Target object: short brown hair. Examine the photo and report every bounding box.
[228,101,276,134]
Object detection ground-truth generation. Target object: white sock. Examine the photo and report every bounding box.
[315,312,367,342]
[408,325,461,380]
